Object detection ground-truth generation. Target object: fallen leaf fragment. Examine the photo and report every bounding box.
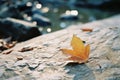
[3,50,13,54]
[18,47,34,52]
[81,28,93,32]
[61,35,90,64]
[5,41,17,48]
[0,41,16,52]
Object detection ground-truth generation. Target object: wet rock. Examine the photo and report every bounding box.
[38,0,64,6]
[32,14,51,26]
[73,0,120,12]
[32,8,44,16]
[60,14,79,21]
[17,3,32,12]
[99,0,120,11]
[0,18,41,41]
[0,5,23,19]
[16,2,33,16]
[0,0,5,5]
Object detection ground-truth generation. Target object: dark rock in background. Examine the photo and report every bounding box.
[60,14,79,21]
[17,3,32,12]
[0,18,41,42]
[38,0,64,6]
[99,0,120,12]
[16,2,33,16]
[32,14,51,26]
[0,0,6,5]
[0,5,23,19]
[73,0,120,12]
[32,8,44,16]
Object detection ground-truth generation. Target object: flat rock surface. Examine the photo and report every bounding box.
[0,15,120,80]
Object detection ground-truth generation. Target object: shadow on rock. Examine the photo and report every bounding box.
[65,62,95,80]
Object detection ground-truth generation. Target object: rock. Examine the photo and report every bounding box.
[0,5,23,19]
[27,59,40,70]
[105,76,120,80]
[0,15,120,80]
[0,0,5,5]
[37,64,46,71]
[32,14,51,26]
[73,0,104,7]
[73,0,120,12]
[17,3,32,12]
[0,68,5,77]
[32,8,44,16]
[112,38,120,50]
[0,69,19,80]
[38,0,64,6]
[60,13,79,21]
[0,18,41,41]
[14,60,27,67]
[98,0,120,11]
[16,2,33,16]
[97,60,112,72]
[6,76,23,80]
[65,63,95,80]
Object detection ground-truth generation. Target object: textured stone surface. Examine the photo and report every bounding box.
[0,15,120,80]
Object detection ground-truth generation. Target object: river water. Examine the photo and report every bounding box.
[37,5,116,34]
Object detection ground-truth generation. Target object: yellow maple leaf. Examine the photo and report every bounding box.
[61,35,90,63]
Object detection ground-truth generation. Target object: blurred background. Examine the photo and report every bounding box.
[0,0,120,42]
